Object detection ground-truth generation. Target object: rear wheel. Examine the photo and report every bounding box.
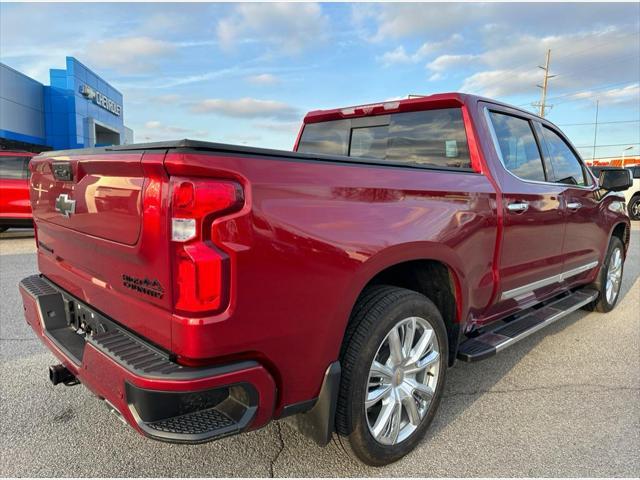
[335,286,448,466]
[584,236,625,313]
[628,196,640,221]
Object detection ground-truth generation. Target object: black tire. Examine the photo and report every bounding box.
[0,226,8,233]
[628,195,640,221]
[583,236,625,313]
[335,286,448,466]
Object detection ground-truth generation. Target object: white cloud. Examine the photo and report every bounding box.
[357,4,477,41]
[246,73,280,85]
[253,121,301,134]
[427,54,478,74]
[189,98,300,120]
[451,26,640,98]
[461,70,539,98]
[569,83,640,106]
[89,36,176,74]
[378,46,413,65]
[378,34,463,66]
[152,94,181,104]
[216,3,329,55]
[357,3,638,42]
[137,120,208,142]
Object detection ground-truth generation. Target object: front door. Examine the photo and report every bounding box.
[535,123,605,277]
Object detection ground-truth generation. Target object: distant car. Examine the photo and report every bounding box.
[591,165,640,220]
[0,150,34,232]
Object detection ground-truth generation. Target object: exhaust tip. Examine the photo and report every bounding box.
[49,364,78,386]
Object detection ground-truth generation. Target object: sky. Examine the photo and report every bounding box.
[1,2,639,160]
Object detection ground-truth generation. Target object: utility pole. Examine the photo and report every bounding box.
[533,49,556,117]
[592,99,599,162]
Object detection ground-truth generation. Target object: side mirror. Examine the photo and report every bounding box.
[599,168,632,192]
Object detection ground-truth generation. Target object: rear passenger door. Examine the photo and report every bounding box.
[535,123,604,278]
[485,108,566,305]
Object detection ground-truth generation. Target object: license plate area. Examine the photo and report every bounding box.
[66,300,110,338]
[36,286,118,365]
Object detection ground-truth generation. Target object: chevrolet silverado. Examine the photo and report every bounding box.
[19,93,632,465]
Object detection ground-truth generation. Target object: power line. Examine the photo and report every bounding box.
[557,119,640,126]
[582,154,640,160]
[549,29,640,65]
[478,29,640,96]
[509,30,639,80]
[551,53,640,82]
[518,80,639,107]
[575,142,640,148]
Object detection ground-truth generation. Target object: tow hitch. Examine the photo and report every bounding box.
[49,364,79,386]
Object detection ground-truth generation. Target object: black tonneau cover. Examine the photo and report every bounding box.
[36,138,475,174]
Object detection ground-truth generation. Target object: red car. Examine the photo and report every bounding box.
[19,93,631,465]
[0,150,34,232]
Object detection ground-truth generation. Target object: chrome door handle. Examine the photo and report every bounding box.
[507,201,529,213]
[567,202,582,210]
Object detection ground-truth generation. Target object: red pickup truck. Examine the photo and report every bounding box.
[19,93,632,465]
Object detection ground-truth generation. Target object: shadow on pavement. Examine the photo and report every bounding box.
[0,228,35,240]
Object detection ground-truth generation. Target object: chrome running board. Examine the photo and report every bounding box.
[458,288,598,362]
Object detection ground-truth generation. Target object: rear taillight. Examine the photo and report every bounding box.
[170,178,244,314]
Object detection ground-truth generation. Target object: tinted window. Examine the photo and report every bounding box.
[297,119,350,156]
[298,108,471,169]
[632,167,640,179]
[350,125,387,159]
[386,109,470,168]
[0,156,30,179]
[540,127,589,186]
[488,111,546,182]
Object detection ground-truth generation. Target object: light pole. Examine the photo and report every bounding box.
[622,146,634,166]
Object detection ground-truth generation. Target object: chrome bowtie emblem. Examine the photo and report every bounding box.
[55,194,76,218]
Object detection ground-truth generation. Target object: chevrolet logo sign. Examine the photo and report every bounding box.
[55,194,76,218]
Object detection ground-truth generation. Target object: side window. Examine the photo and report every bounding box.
[540,127,590,186]
[633,167,640,179]
[488,111,546,182]
[0,156,30,180]
[297,119,350,156]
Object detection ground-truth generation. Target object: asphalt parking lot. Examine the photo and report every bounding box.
[1,226,638,477]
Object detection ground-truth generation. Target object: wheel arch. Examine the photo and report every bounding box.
[341,246,466,367]
[611,221,630,255]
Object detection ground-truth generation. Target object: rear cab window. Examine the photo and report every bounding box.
[297,108,472,170]
[0,156,31,180]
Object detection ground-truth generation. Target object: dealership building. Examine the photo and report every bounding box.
[0,56,133,152]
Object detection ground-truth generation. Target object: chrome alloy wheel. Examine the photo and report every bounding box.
[365,316,440,445]
[605,247,623,304]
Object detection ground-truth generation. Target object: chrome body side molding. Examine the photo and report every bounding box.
[500,260,599,301]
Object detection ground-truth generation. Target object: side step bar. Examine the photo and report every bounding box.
[458,288,598,362]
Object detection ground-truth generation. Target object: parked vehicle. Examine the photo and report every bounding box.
[0,150,33,231]
[590,165,640,220]
[19,93,631,465]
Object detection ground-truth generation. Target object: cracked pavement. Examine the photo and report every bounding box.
[1,225,639,477]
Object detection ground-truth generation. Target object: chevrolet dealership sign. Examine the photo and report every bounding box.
[80,84,122,116]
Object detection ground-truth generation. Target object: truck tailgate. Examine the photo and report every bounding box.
[29,151,174,349]
[31,153,144,245]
